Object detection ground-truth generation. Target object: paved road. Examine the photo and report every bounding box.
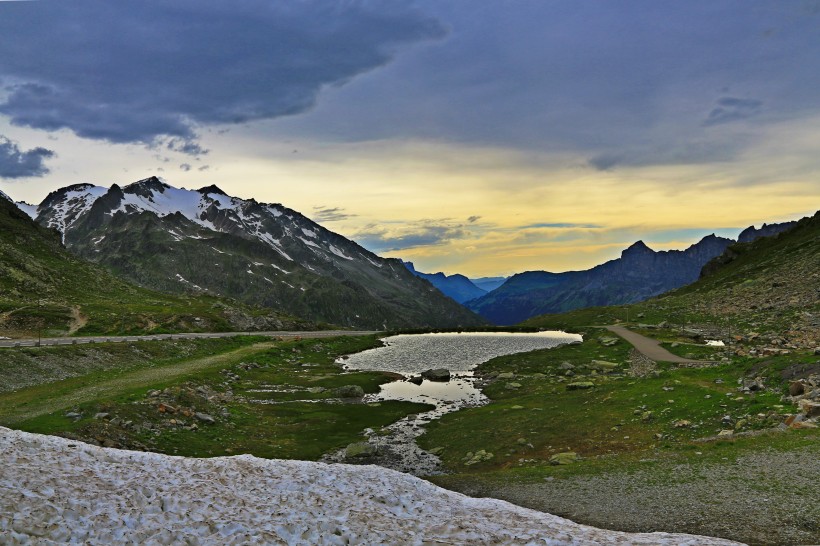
[605,325,711,364]
[0,330,380,349]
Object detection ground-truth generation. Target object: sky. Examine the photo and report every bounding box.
[0,0,818,277]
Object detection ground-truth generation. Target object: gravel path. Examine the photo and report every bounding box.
[438,445,820,546]
[605,325,712,364]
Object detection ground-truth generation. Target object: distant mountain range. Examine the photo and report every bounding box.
[523,211,820,349]
[16,177,485,330]
[466,218,801,326]
[403,262,490,304]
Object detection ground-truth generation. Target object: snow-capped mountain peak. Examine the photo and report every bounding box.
[29,177,486,329]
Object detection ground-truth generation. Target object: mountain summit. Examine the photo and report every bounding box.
[467,235,734,325]
[23,179,485,330]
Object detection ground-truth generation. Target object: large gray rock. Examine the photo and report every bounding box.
[335,385,365,398]
[421,369,451,382]
[345,442,377,459]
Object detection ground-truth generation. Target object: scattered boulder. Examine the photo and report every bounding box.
[559,362,574,370]
[407,376,423,385]
[194,413,216,424]
[674,420,692,428]
[566,382,595,391]
[799,400,820,418]
[549,452,580,465]
[590,360,619,371]
[463,449,494,466]
[345,442,377,459]
[497,372,516,380]
[334,385,365,398]
[506,382,522,390]
[93,413,110,420]
[421,369,451,382]
[789,382,806,396]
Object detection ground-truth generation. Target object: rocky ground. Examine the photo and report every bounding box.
[440,442,820,546]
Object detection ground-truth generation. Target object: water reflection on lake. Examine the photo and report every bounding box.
[340,331,582,375]
[328,331,582,475]
[340,331,581,409]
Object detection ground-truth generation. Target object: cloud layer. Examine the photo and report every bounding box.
[0,136,54,179]
[0,0,444,153]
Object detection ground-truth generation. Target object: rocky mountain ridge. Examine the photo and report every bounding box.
[467,234,735,325]
[21,177,485,330]
[403,261,487,304]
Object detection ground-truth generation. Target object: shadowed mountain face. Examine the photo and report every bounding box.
[0,195,306,336]
[737,221,797,243]
[467,235,734,325]
[26,178,486,330]
[403,262,487,304]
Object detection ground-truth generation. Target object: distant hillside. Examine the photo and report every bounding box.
[403,262,487,304]
[0,197,303,337]
[470,276,508,293]
[467,235,733,325]
[24,178,485,330]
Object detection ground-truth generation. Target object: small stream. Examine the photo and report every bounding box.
[322,331,582,475]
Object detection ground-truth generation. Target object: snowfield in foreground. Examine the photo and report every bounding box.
[0,428,741,545]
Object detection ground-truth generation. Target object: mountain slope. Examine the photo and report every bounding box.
[403,262,487,304]
[467,235,734,325]
[26,178,485,330]
[0,196,303,337]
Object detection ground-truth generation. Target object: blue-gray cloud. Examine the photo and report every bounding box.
[520,223,603,229]
[0,136,54,179]
[0,0,445,154]
[703,97,763,126]
[312,206,356,223]
[355,222,468,252]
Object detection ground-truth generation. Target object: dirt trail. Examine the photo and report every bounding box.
[605,325,712,364]
[67,306,88,335]
[0,342,274,425]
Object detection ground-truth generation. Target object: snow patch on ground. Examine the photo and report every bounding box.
[0,428,740,545]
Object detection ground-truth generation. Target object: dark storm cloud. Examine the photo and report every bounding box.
[0,0,445,153]
[312,206,356,223]
[703,97,763,126]
[272,1,820,167]
[0,136,54,179]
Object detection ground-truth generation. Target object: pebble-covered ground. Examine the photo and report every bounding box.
[440,445,820,546]
[0,427,742,545]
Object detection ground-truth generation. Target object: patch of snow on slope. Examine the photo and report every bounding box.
[48,185,108,241]
[301,227,317,238]
[174,274,202,291]
[14,201,38,219]
[299,236,320,249]
[270,263,290,274]
[0,428,740,545]
[328,245,353,260]
[362,254,383,268]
